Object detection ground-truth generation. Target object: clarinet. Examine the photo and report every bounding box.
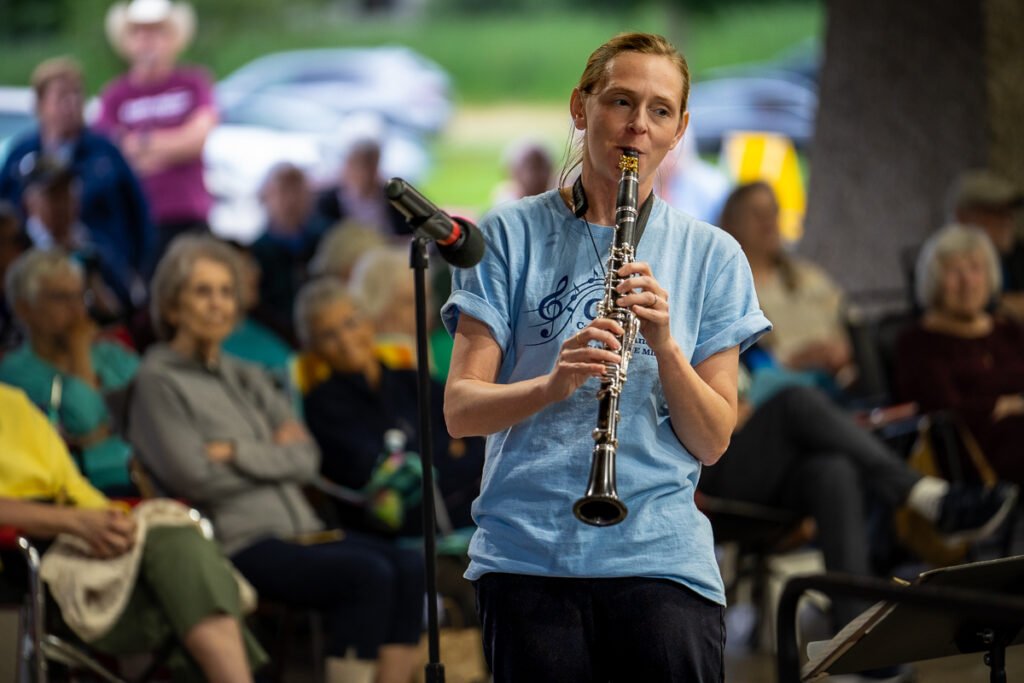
[573,149,641,527]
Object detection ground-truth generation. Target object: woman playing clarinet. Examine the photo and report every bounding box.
[442,32,770,681]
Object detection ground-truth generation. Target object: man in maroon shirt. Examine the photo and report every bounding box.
[97,0,217,260]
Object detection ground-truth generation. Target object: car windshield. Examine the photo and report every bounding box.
[219,93,340,135]
[285,64,366,84]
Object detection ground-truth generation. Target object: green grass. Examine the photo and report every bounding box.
[424,142,507,216]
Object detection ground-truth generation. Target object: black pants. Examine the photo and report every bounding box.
[699,386,921,626]
[475,573,725,683]
[231,533,424,658]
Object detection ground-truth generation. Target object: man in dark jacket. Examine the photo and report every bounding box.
[0,57,155,300]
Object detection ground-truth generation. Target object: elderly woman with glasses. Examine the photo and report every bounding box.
[128,235,424,683]
[296,277,483,534]
[0,249,138,492]
[897,223,1024,485]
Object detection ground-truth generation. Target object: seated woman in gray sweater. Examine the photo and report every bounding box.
[128,236,423,683]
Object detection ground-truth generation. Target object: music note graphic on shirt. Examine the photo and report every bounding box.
[528,271,604,346]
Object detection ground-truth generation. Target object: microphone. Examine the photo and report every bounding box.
[385,178,485,268]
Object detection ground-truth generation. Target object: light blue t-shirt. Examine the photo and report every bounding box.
[441,190,770,605]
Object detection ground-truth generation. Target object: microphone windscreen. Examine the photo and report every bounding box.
[385,178,406,201]
[439,218,485,268]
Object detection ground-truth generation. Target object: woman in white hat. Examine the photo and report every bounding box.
[96,0,217,261]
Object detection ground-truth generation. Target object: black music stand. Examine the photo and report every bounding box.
[777,556,1024,683]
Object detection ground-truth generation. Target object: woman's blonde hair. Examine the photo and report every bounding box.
[915,223,1002,310]
[30,56,83,102]
[149,235,244,340]
[559,32,691,187]
[308,221,388,281]
[347,246,411,324]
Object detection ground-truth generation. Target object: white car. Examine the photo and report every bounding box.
[207,48,443,242]
[0,86,35,163]
[217,46,453,135]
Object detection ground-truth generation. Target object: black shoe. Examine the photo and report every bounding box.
[936,482,1018,544]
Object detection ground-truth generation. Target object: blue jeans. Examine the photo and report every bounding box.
[474,573,725,683]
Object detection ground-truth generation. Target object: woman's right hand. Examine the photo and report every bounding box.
[71,508,137,559]
[993,394,1024,422]
[66,311,98,352]
[66,310,101,388]
[545,318,625,403]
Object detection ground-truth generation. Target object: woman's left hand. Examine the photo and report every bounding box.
[615,261,673,354]
[205,440,236,463]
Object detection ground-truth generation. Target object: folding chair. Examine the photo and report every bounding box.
[0,529,176,683]
[697,492,815,649]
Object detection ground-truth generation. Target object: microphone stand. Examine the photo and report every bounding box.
[410,236,445,683]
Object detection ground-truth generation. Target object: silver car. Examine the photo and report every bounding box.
[216,46,453,134]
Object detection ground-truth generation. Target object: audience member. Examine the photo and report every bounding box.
[700,383,1018,630]
[948,169,1024,318]
[315,139,410,238]
[20,158,126,320]
[249,162,326,345]
[297,278,483,532]
[309,221,389,283]
[96,0,216,259]
[1,250,138,492]
[290,222,387,398]
[0,203,30,351]
[348,246,418,371]
[720,181,855,393]
[128,236,424,683]
[898,223,1024,485]
[658,127,731,224]
[0,382,264,682]
[0,56,154,294]
[221,241,293,382]
[491,139,555,206]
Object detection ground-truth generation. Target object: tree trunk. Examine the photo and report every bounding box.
[801,0,991,307]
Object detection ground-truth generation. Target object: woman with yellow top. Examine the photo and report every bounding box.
[0,381,265,682]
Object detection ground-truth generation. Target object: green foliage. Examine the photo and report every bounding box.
[0,3,821,99]
[430,0,630,15]
[0,0,63,35]
[0,1,820,210]
[429,0,817,16]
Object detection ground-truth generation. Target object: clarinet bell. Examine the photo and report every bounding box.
[573,446,628,526]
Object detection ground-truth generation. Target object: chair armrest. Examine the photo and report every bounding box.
[0,528,42,571]
[0,525,19,550]
[696,492,801,526]
[850,401,920,430]
[696,491,810,548]
[312,476,368,507]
